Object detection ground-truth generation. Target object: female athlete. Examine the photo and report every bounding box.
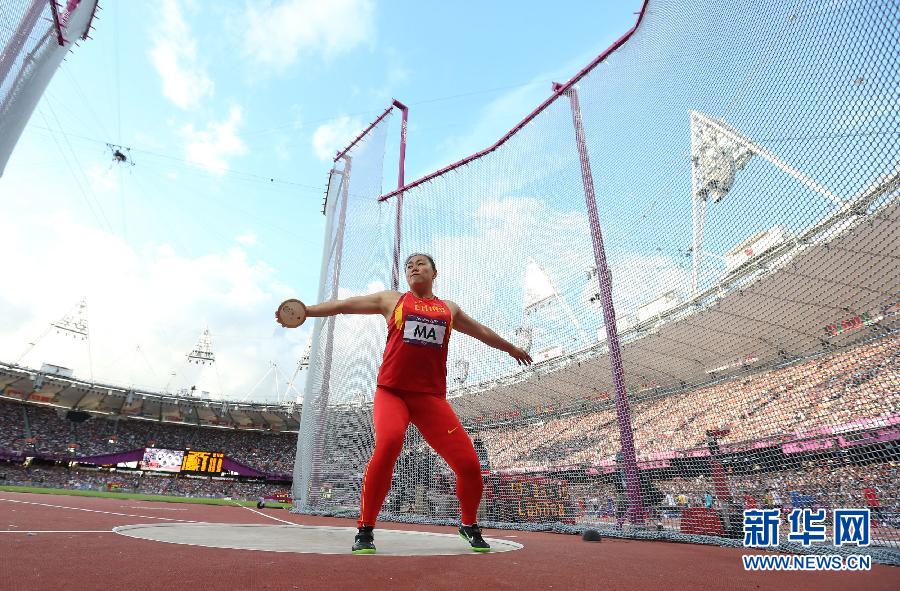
[276,253,532,554]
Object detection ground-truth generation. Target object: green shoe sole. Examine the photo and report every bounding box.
[459,533,491,552]
[352,548,376,555]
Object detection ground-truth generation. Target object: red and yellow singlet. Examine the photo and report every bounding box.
[376,291,452,395]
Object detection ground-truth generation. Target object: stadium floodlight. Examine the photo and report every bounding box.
[299,337,312,371]
[284,357,307,405]
[50,297,89,340]
[453,360,470,385]
[513,326,533,354]
[688,111,842,294]
[584,265,611,311]
[691,116,753,204]
[690,112,753,295]
[523,257,589,342]
[523,257,556,311]
[187,329,215,365]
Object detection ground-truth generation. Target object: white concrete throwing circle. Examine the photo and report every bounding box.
[113,523,523,556]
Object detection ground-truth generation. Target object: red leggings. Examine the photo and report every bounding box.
[358,386,483,528]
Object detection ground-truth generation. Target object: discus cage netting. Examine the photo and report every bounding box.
[0,0,99,176]
[294,0,900,563]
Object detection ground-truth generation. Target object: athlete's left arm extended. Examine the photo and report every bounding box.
[451,306,533,366]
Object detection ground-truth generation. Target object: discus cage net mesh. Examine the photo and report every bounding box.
[293,0,900,563]
[0,0,97,176]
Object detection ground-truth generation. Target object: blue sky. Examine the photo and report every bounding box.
[0,0,644,401]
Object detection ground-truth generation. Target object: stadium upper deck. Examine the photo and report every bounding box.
[0,362,301,432]
[447,178,899,421]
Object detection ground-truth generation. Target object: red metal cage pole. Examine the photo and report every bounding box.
[49,0,66,46]
[556,81,645,525]
[327,99,408,290]
[391,99,409,290]
[333,105,394,163]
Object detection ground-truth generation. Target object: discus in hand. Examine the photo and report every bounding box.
[276,299,307,328]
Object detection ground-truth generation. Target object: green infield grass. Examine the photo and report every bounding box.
[0,485,292,508]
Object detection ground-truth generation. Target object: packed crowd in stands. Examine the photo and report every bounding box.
[476,336,898,470]
[1,335,897,514]
[0,400,296,475]
[1,338,894,477]
[564,459,900,532]
[0,462,288,500]
[726,461,899,516]
[644,462,899,513]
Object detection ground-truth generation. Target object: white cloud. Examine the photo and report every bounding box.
[242,0,376,71]
[311,115,362,161]
[236,230,258,246]
[274,136,291,161]
[387,64,410,86]
[86,165,118,193]
[149,0,214,109]
[370,48,411,102]
[432,81,547,172]
[0,208,306,402]
[288,104,304,130]
[181,106,248,173]
[424,49,601,177]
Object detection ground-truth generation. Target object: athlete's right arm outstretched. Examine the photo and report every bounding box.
[304,290,400,320]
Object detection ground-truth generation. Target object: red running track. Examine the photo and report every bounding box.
[0,491,897,591]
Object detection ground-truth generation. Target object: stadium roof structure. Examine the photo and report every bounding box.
[0,362,302,432]
[448,170,899,423]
